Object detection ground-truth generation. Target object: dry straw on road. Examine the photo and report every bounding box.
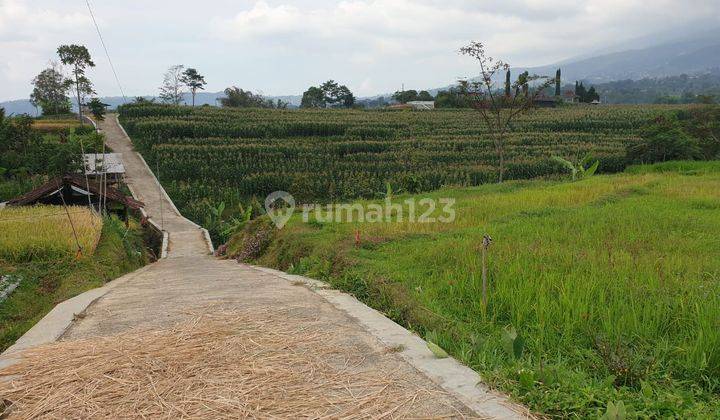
[0,308,470,419]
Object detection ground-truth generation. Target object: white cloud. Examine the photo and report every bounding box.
[1,0,719,100]
[0,0,93,97]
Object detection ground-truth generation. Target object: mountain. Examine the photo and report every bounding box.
[0,100,41,116]
[508,30,720,84]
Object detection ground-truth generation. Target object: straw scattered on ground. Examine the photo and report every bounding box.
[0,307,470,419]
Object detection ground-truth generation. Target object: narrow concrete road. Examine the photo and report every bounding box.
[0,116,529,419]
[102,115,210,258]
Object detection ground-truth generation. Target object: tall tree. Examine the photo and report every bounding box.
[320,80,355,108]
[301,86,327,108]
[504,70,511,97]
[181,68,206,106]
[460,41,554,183]
[301,81,355,108]
[575,82,587,102]
[57,44,95,122]
[30,62,72,116]
[159,65,186,105]
[555,68,561,97]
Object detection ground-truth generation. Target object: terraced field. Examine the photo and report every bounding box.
[119,104,680,210]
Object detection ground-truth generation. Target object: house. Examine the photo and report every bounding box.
[83,153,125,184]
[562,90,577,103]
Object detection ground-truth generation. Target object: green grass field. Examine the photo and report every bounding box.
[232,162,720,418]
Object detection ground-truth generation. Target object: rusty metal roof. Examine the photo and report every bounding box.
[6,174,144,210]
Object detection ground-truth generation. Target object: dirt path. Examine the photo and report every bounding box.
[0,116,529,419]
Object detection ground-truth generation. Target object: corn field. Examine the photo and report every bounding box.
[118,104,681,206]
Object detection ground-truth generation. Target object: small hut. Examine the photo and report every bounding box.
[5,174,143,220]
[83,153,125,185]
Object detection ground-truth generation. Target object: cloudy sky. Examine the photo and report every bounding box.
[1,0,719,101]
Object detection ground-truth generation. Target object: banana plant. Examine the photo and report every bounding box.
[552,153,599,181]
[220,203,253,239]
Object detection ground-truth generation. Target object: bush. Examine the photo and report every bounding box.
[627,117,701,163]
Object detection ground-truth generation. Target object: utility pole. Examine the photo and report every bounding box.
[481,234,493,307]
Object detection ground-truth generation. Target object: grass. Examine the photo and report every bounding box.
[0,216,149,352]
[235,161,720,418]
[0,206,103,262]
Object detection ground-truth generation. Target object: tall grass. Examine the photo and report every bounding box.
[246,162,720,417]
[0,206,103,262]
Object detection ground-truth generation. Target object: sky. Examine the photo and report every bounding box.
[1,0,719,101]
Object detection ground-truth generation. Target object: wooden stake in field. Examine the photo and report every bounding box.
[481,234,493,307]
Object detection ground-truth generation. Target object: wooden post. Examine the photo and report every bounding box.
[481,234,493,307]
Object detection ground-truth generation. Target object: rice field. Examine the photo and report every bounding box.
[0,205,103,262]
[31,119,82,134]
[242,162,720,418]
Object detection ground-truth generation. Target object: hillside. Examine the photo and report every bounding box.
[233,161,720,418]
[517,32,720,83]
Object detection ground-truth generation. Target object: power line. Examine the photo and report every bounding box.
[85,0,127,103]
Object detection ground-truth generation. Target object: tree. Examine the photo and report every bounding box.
[301,81,355,108]
[30,62,72,116]
[586,86,600,102]
[301,86,326,108]
[679,105,720,158]
[574,81,600,103]
[555,68,561,97]
[159,65,186,105]
[435,85,472,108]
[220,87,280,108]
[87,98,109,121]
[181,68,206,106]
[57,44,95,122]
[417,90,434,101]
[392,90,418,104]
[504,70,511,97]
[627,116,701,163]
[320,80,355,108]
[460,41,554,183]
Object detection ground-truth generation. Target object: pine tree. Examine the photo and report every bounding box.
[555,69,561,97]
[505,70,511,97]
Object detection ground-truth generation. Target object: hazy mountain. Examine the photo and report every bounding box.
[0,100,41,116]
[509,30,720,84]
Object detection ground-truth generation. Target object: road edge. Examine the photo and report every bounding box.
[248,265,534,420]
[0,264,156,370]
